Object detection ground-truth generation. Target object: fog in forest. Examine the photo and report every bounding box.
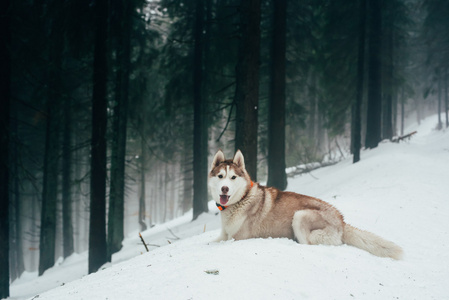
[1,0,448,297]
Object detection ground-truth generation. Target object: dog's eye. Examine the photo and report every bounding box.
[231,176,237,180]
[218,175,223,179]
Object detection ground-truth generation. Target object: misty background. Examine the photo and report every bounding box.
[0,0,448,297]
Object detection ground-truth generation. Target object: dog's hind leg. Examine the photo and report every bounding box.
[292,210,317,244]
[292,210,343,246]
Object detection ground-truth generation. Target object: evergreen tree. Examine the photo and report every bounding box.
[38,0,65,275]
[192,0,209,220]
[353,0,367,163]
[365,0,382,149]
[108,0,133,260]
[62,95,74,259]
[423,0,449,129]
[0,0,11,296]
[88,0,109,274]
[267,0,287,190]
[234,0,262,181]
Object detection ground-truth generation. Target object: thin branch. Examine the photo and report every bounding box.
[216,101,235,142]
[139,232,149,252]
[166,227,180,240]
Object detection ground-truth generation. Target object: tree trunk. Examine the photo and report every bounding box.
[234,0,261,181]
[401,87,405,136]
[392,88,398,136]
[267,0,287,190]
[382,23,393,140]
[38,101,60,276]
[0,0,11,295]
[182,133,193,214]
[108,0,131,260]
[353,0,367,163]
[62,95,74,259]
[139,126,148,232]
[437,68,442,130]
[10,105,25,280]
[445,68,448,128]
[365,0,382,149]
[192,0,209,220]
[88,0,109,274]
[74,127,83,253]
[163,164,168,223]
[39,22,63,276]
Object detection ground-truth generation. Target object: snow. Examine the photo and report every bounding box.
[7,114,449,300]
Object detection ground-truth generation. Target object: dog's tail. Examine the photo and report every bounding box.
[342,224,403,260]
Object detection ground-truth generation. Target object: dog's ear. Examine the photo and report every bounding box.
[211,150,225,171]
[233,149,245,169]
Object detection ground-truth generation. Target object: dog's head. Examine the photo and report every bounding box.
[208,150,252,207]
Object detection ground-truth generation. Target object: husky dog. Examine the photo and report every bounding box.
[209,150,403,260]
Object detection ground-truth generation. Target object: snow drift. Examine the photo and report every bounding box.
[9,114,449,300]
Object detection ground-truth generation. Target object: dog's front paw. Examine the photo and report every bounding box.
[210,233,227,243]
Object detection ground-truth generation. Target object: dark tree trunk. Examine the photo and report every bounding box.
[108,0,131,259]
[0,0,11,296]
[353,0,367,163]
[182,133,193,214]
[163,164,168,223]
[38,101,60,276]
[39,21,63,276]
[139,125,148,232]
[382,23,393,140]
[192,0,209,220]
[445,68,448,128]
[62,95,74,259]
[234,0,261,181]
[10,104,25,281]
[267,0,287,190]
[401,87,405,136]
[365,0,382,149]
[392,88,398,137]
[88,0,109,274]
[437,68,442,130]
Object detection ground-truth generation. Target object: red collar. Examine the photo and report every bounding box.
[216,181,254,211]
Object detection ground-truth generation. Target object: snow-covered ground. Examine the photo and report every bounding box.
[7,114,449,300]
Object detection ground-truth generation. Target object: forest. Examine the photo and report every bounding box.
[0,0,448,297]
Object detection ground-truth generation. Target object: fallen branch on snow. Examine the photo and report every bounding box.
[392,131,417,143]
[139,232,149,252]
[286,161,338,178]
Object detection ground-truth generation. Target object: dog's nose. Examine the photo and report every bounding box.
[221,186,229,194]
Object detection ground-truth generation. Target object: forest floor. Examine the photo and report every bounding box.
[8,113,449,300]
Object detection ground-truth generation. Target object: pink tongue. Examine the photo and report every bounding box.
[220,195,229,205]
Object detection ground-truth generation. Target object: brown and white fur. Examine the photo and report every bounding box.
[209,150,403,260]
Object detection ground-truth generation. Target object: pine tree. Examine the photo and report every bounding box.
[108,0,132,259]
[88,0,109,274]
[192,0,209,220]
[39,1,64,274]
[353,0,367,163]
[365,0,382,149]
[267,0,287,190]
[62,95,74,259]
[234,0,262,181]
[0,0,11,296]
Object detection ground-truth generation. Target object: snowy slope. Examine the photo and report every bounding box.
[8,114,449,300]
